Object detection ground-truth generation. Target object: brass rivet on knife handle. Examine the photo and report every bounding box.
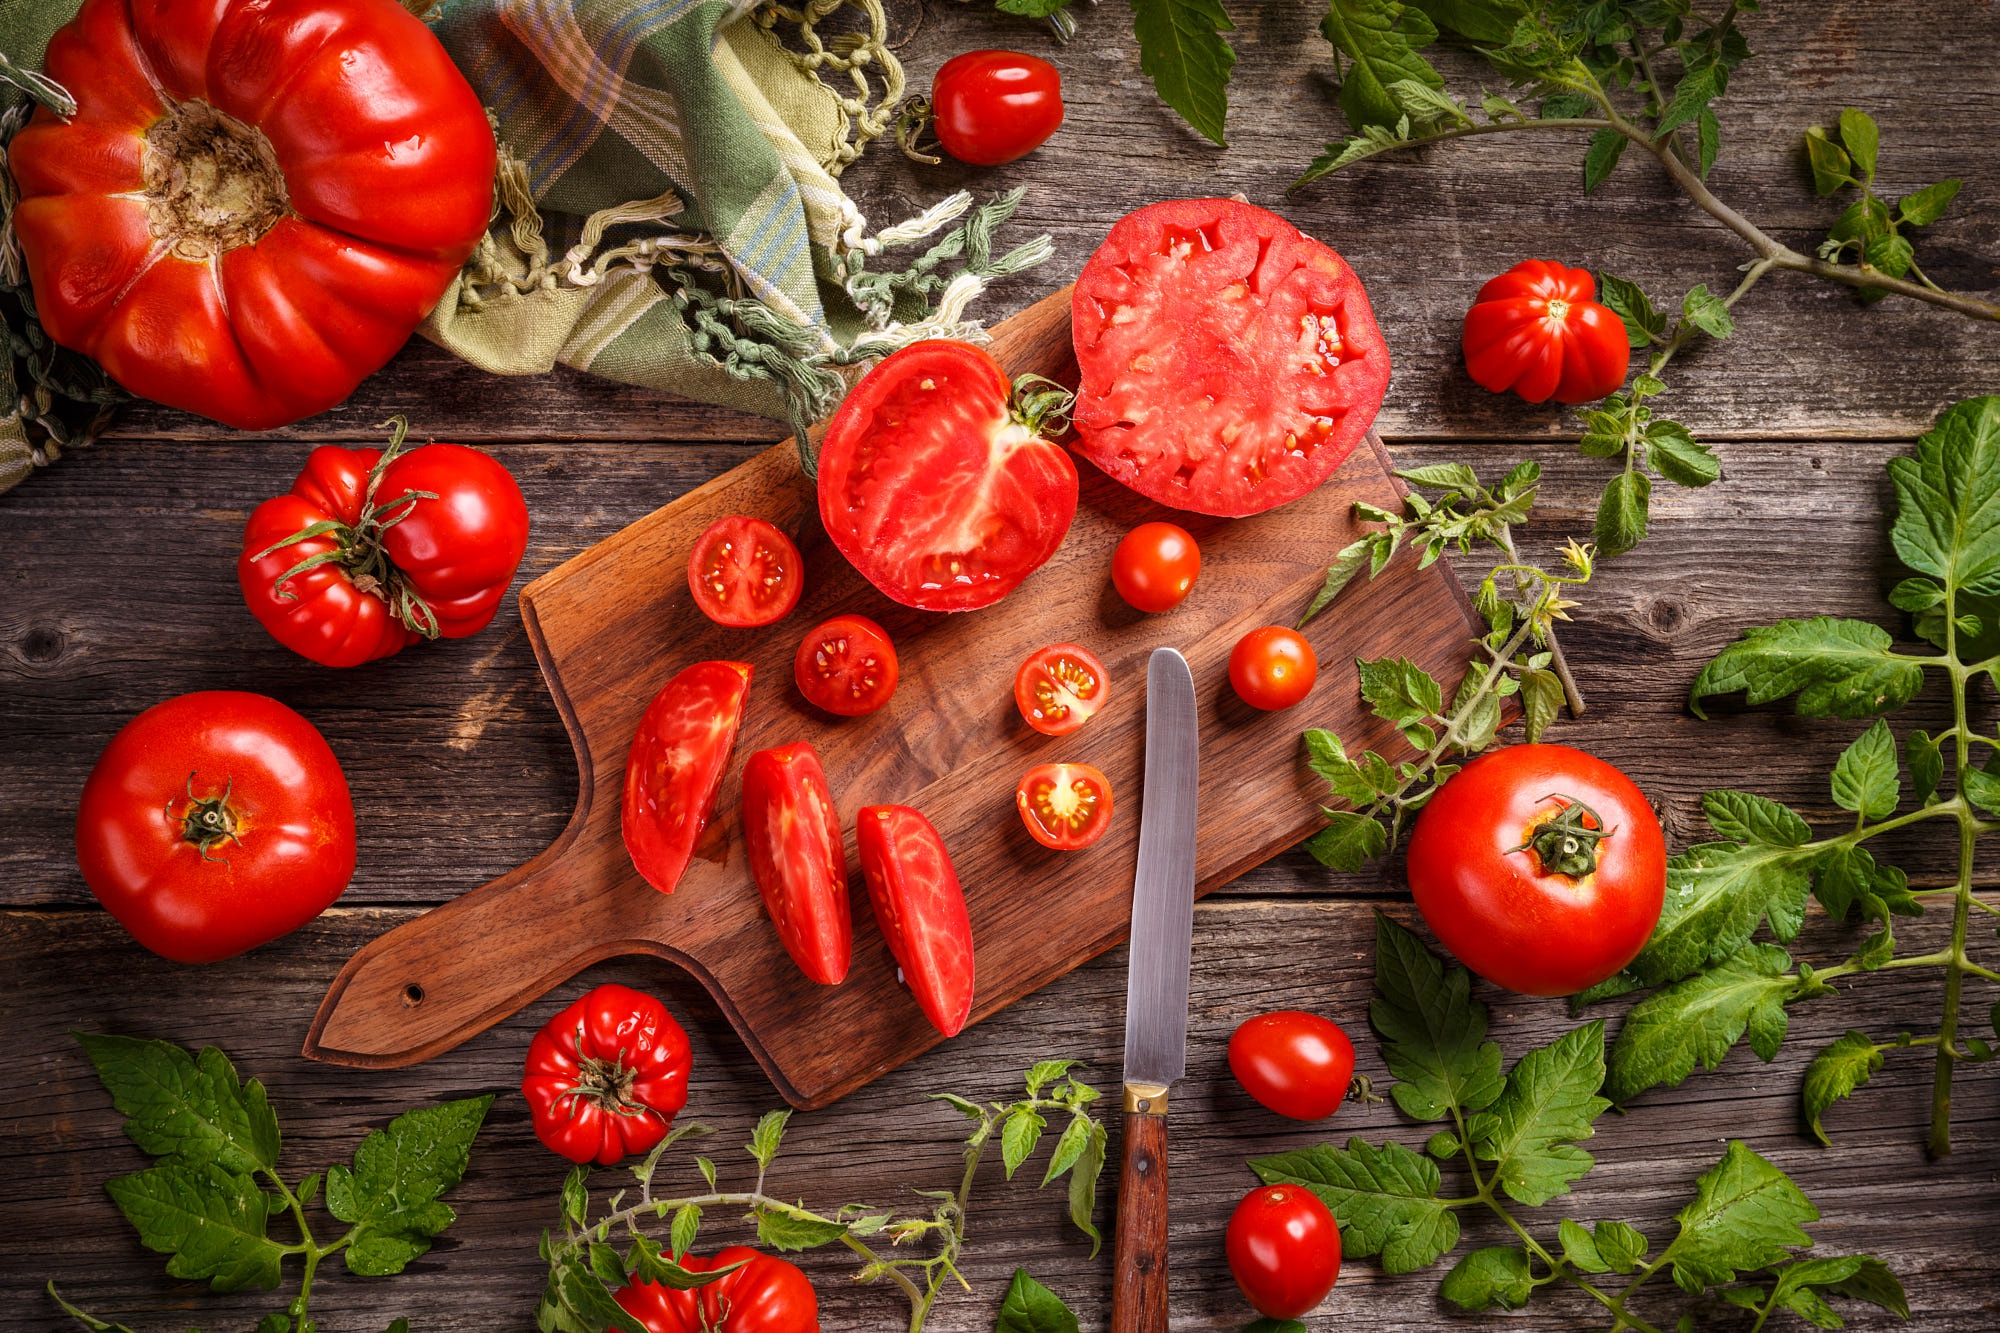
[1122,1082,1170,1115]
[1110,1109,1171,1333]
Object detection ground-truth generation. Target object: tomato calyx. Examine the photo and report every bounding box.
[555,1022,662,1125]
[1509,794,1615,878]
[1010,372,1075,438]
[170,773,240,863]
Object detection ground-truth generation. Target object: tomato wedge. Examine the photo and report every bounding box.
[622,662,752,894]
[817,339,1078,611]
[1071,199,1391,517]
[1017,763,1114,851]
[741,742,852,984]
[857,805,976,1037]
[1014,644,1110,736]
[687,515,803,628]
[795,614,899,717]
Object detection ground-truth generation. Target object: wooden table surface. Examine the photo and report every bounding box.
[5,2,1999,1328]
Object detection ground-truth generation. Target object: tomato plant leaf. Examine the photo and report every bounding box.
[1039,1113,1092,1188]
[1961,764,2000,818]
[1594,470,1649,558]
[1830,718,1900,819]
[1308,809,1390,869]
[1646,420,1721,487]
[1680,284,1736,339]
[1605,945,1799,1103]
[1518,667,1562,743]
[1655,63,1719,138]
[104,1161,286,1293]
[1557,1218,1607,1272]
[1359,655,1445,729]
[1810,1255,1910,1318]
[1697,105,1720,178]
[1592,1219,1650,1274]
[1804,126,1853,195]
[746,1109,790,1171]
[669,1203,700,1260]
[1131,0,1237,145]
[754,1204,850,1252]
[1597,273,1667,347]
[539,1246,646,1333]
[1370,914,1505,1120]
[1001,1105,1047,1179]
[1405,0,1524,44]
[1066,1119,1107,1257]
[1440,1245,1533,1311]
[1700,790,1812,847]
[1320,0,1444,132]
[1836,107,1878,181]
[324,1096,491,1277]
[1801,1030,1883,1146]
[1668,1141,1818,1293]
[1467,1021,1609,1205]
[1582,126,1627,193]
[1906,730,1943,804]
[1687,616,1925,720]
[74,1033,281,1178]
[1303,538,1372,625]
[1249,1138,1459,1273]
[1897,179,1961,227]
[1889,395,2000,599]
[994,1269,1080,1333]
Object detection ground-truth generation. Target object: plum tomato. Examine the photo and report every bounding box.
[1229,627,1318,710]
[795,614,899,717]
[1228,1011,1357,1121]
[1463,260,1631,405]
[1111,522,1200,613]
[857,805,977,1037]
[742,742,852,985]
[615,1246,818,1332]
[1406,744,1667,997]
[521,983,691,1166]
[687,516,803,628]
[1016,763,1113,851]
[1226,1183,1341,1318]
[1014,643,1110,736]
[622,661,752,894]
[931,50,1064,167]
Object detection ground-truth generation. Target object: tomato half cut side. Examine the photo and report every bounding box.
[857,805,976,1037]
[795,614,899,717]
[1016,763,1114,851]
[1071,199,1391,517]
[687,515,804,628]
[622,661,752,894]
[1014,644,1111,736]
[741,742,853,984]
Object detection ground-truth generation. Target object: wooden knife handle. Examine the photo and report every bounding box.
[1110,1108,1170,1332]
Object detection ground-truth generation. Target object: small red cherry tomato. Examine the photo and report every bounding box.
[1226,1183,1341,1318]
[1229,627,1318,710]
[615,1246,818,1333]
[742,742,853,985]
[857,805,976,1037]
[521,983,692,1166]
[1111,522,1200,613]
[687,516,804,628]
[622,661,752,895]
[1228,1012,1357,1121]
[795,614,899,716]
[1462,260,1631,405]
[931,50,1064,167]
[1016,762,1113,851]
[1014,643,1111,736]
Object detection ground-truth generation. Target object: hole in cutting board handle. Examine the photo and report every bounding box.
[402,983,425,1007]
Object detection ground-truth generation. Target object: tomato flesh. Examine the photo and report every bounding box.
[932,50,1064,167]
[615,1246,818,1333]
[1229,626,1318,711]
[1016,763,1114,851]
[795,614,899,716]
[1463,259,1631,405]
[741,742,852,985]
[1226,1184,1341,1318]
[1014,644,1110,736]
[857,805,977,1037]
[1112,522,1201,613]
[622,661,752,894]
[1228,1011,1356,1121]
[688,516,803,628]
[1072,199,1390,517]
[520,983,691,1166]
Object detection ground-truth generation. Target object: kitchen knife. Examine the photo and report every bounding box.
[1110,646,1200,1333]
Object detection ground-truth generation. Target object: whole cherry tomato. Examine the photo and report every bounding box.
[614,1247,819,1333]
[1016,763,1113,851]
[522,984,691,1166]
[1462,260,1631,405]
[857,805,976,1037]
[1229,627,1318,710]
[1112,523,1201,613]
[1014,643,1111,736]
[742,743,852,984]
[76,692,356,965]
[688,516,803,628]
[794,615,899,717]
[931,50,1064,167]
[1228,1012,1356,1121]
[1226,1183,1341,1318]
[1406,744,1667,997]
[623,662,752,895]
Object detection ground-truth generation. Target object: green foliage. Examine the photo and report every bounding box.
[1131,0,1237,144]
[994,1270,1080,1333]
[1806,110,1962,301]
[326,1098,490,1276]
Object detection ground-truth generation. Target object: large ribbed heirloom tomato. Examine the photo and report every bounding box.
[9,0,496,429]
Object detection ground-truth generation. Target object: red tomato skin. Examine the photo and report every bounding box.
[612,1247,820,1333]
[794,615,900,717]
[688,516,804,629]
[1226,1184,1341,1318]
[1406,744,1667,997]
[1462,260,1631,405]
[522,984,692,1166]
[1111,523,1201,613]
[1015,763,1114,851]
[742,743,853,985]
[1012,643,1110,736]
[75,692,355,964]
[623,662,753,894]
[1228,1012,1356,1121]
[931,50,1064,167]
[1228,627,1318,710]
[857,805,976,1037]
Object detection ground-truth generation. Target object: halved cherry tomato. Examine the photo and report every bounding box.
[622,661,752,894]
[1229,627,1318,710]
[795,614,899,716]
[1226,1183,1340,1318]
[1016,763,1114,851]
[1112,522,1200,613]
[1014,644,1110,736]
[615,1247,818,1332]
[1463,260,1630,405]
[742,743,852,984]
[1228,1012,1356,1121]
[687,516,803,628]
[932,50,1065,167]
[857,805,976,1037]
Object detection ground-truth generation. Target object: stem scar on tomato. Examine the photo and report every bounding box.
[554,1021,660,1123]
[1506,794,1616,879]
[169,773,240,863]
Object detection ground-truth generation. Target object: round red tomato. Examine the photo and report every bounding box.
[11,0,495,429]
[1406,744,1667,997]
[817,339,1078,612]
[795,615,899,717]
[1462,260,1631,405]
[1229,627,1318,710]
[1226,1184,1340,1318]
[932,50,1064,167]
[623,661,752,895]
[1072,199,1391,517]
[688,516,803,628]
[614,1247,818,1333]
[857,805,976,1037]
[1112,523,1200,613]
[1228,1012,1356,1122]
[522,983,692,1166]
[76,692,355,964]
[742,743,852,985]
[1014,644,1110,736]
[1016,763,1113,851]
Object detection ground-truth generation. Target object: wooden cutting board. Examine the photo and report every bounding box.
[302,287,1486,1108]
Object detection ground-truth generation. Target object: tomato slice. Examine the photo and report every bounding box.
[1071,199,1391,517]
[817,339,1079,612]
[687,515,803,628]
[622,661,752,894]
[741,742,852,984]
[1013,644,1110,736]
[1016,762,1114,851]
[856,805,976,1037]
[795,614,899,717]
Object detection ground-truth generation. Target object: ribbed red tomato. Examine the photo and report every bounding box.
[742,743,852,985]
[521,984,692,1167]
[1228,1012,1356,1121]
[613,1248,818,1333]
[688,516,803,628]
[857,805,976,1037]
[1226,1184,1340,1318]
[623,662,752,895]
[794,615,899,717]
[931,50,1064,167]
[1016,763,1113,851]
[1462,260,1631,405]
[1013,644,1110,736]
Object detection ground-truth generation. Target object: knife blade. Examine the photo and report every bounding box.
[1110,646,1199,1333]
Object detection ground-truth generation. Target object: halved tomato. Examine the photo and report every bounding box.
[1017,763,1114,851]
[741,742,852,984]
[1014,644,1110,736]
[688,516,803,628]
[795,614,899,717]
[1071,199,1391,517]
[857,805,976,1037]
[622,662,752,894]
[817,339,1079,612]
